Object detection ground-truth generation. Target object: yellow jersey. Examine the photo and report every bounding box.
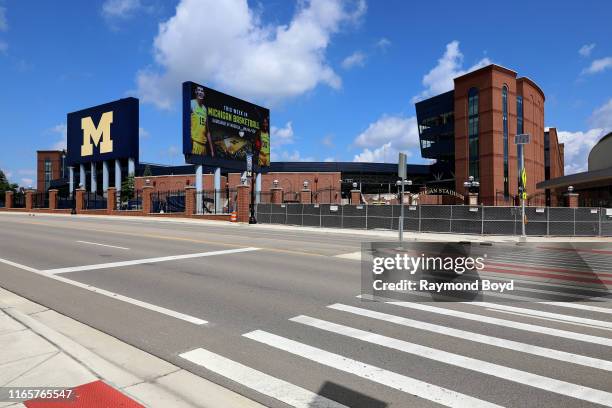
[191,100,208,155]
[259,131,270,166]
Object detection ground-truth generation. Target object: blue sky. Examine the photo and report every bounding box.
[1,0,611,187]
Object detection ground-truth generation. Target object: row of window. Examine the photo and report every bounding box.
[468,87,526,198]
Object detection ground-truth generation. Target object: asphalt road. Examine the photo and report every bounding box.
[1,212,612,408]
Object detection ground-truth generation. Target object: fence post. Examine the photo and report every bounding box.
[5,191,13,209]
[184,186,196,216]
[449,205,453,233]
[106,187,116,214]
[75,188,85,214]
[271,187,283,204]
[236,184,251,223]
[48,189,58,210]
[418,204,422,232]
[142,186,153,214]
[25,190,34,211]
[481,205,484,235]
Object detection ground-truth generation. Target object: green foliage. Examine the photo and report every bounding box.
[121,175,135,202]
[143,165,153,177]
[0,169,18,192]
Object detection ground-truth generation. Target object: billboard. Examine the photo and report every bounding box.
[182,82,270,170]
[66,98,139,166]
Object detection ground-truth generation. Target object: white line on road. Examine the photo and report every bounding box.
[76,240,130,250]
[179,348,349,408]
[473,302,612,329]
[542,302,612,314]
[0,256,208,325]
[243,330,502,408]
[292,315,612,407]
[484,309,612,332]
[328,303,612,371]
[43,247,260,274]
[334,252,361,261]
[358,295,612,347]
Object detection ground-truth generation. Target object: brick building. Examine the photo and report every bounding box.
[416,64,564,206]
[36,150,66,191]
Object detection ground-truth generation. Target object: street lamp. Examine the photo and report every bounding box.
[568,185,574,193]
[464,176,480,205]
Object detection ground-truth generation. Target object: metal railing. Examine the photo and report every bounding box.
[196,189,235,214]
[57,191,75,210]
[12,192,25,208]
[84,192,107,210]
[151,190,185,213]
[31,191,49,208]
[255,203,612,237]
[118,189,142,211]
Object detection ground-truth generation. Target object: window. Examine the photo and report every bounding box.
[502,86,509,197]
[516,95,523,186]
[467,88,479,180]
[44,159,52,191]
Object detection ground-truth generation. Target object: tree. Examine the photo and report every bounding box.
[143,165,153,177]
[121,175,135,202]
[0,169,18,205]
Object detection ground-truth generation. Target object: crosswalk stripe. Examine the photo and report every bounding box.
[243,330,502,408]
[179,348,348,408]
[474,302,612,329]
[542,302,612,314]
[358,295,612,347]
[484,309,612,331]
[291,315,612,407]
[328,303,612,371]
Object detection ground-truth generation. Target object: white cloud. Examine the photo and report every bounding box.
[589,98,612,129]
[139,127,150,139]
[322,135,334,147]
[353,114,420,163]
[136,0,365,110]
[48,123,67,150]
[20,178,33,187]
[341,50,366,69]
[557,128,606,174]
[102,0,142,19]
[0,6,8,31]
[270,121,294,146]
[578,43,595,57]
[17,169,35,176]
[324,156,335,162]
[376,37,391,50]
[412,40,491,102]
[582,57,612,75]
[271,149,314,162]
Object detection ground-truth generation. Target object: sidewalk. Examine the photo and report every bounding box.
[0,287,264,408]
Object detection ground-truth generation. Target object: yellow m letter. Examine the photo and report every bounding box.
[81,111,114,156]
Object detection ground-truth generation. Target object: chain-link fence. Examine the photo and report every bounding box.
[255,204,612,236]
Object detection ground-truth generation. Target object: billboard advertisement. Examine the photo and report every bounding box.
[66,97,139,166]
[182,82,270,170]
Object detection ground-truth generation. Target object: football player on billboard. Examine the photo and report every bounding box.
[191,86,215,156]
[258,116,270,166]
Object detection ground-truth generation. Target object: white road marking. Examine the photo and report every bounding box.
[542,302,612,314]
[334,252,361,260]
[328,303,612,371]
[179,348,348,408]
[0,256,207,325]
[474,302,612,329]
[43,247,260,274]
[292,315,612,407]
[484,309,612,332]
[358,295,612,347]
[76,240,130,250]
[243,330,502,408]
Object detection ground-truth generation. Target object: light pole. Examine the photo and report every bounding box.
[396,179,412,243]
[463,176,480,205]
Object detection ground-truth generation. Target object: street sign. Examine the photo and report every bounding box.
[246,154,253,177]
[521,168,527,188]
[398,152,407,180]
[515,133,530,145]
